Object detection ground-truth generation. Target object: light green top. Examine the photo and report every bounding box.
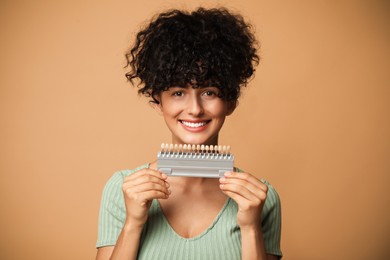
[97,164,282,259]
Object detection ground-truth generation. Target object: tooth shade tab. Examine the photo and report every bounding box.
[158,143,232,156]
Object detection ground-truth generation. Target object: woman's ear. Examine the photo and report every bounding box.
[150,96,164,116]
[226,100,238,116]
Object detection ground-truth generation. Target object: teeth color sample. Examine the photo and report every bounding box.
[160,143,231,155]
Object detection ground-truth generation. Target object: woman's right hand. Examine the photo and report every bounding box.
[122,168,171,228]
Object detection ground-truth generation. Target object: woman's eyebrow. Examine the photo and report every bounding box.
[170,85,188,89]
[169,85,219,90]
[199,86,219,89]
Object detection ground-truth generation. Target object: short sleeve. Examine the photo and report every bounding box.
[96,165,149,248]
[261,181,283,258]
[96,171,127,248]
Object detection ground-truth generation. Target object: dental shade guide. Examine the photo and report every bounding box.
[157,143,234,178]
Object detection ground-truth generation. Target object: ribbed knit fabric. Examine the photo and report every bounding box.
[137,198,241,259]
[96,164,282,259]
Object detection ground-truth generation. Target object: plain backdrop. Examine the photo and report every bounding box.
[1,0,389,259]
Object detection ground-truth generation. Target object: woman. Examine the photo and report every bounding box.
[96,7,282,260]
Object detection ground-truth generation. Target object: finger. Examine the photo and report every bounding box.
[224,171,265,189]
[220,183,258,200]
[129,182,171,195]
[124,173,170,189]
[220,189,253,209]
[127,168,167,181]
[140,190,170,200]
[219,182,261,202]
[219,177,265,200]
[125,189,170,204]
[123,183,171,203]
[224,171,268,192]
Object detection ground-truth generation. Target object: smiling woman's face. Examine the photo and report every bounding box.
[156,85,236,145]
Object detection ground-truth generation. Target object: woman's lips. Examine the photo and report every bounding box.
[179,120,210,132]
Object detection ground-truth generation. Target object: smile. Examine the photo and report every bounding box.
[179,120,210,128]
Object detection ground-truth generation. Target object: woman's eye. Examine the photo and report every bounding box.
[203,90,218,97]
[172,91,184,97]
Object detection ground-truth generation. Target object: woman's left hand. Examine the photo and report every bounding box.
[219,171,268,229]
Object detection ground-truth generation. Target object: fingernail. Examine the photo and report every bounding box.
[219,177,226,183]
[224,171,232,176]
[161,173,167,178]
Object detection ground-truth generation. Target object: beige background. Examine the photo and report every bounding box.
[1,0,389,259]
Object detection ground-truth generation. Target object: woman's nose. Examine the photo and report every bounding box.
[187,95,204,116]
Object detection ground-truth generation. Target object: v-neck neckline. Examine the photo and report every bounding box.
[155,197,231,241]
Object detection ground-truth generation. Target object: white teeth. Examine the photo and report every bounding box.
[181,121,207,128]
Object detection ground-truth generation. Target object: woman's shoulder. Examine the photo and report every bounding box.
[261,180,281,205]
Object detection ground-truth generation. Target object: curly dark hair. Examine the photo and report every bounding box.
[125,7,259,103]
